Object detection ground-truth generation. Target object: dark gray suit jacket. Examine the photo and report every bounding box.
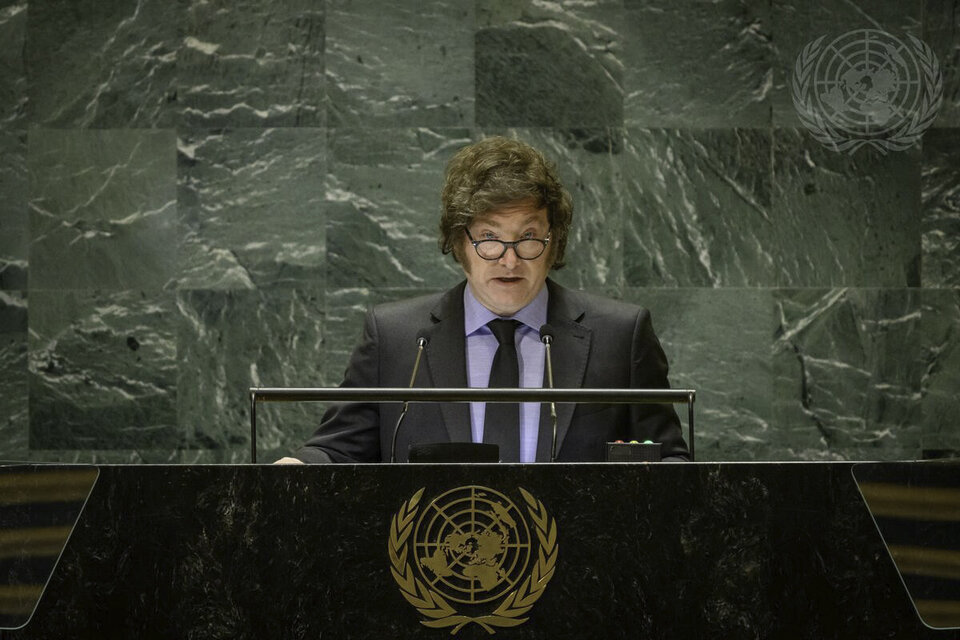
[295,279,689,463]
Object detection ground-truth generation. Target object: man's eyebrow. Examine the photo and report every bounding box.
[474,214,543,228]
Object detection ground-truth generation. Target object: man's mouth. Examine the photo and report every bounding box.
[494,276,523,284]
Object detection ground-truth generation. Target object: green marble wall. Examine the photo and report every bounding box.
[0,0,957,463]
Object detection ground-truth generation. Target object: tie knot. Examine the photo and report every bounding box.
[488,319,519,346]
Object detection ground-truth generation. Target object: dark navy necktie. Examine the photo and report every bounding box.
[483,319,521,462]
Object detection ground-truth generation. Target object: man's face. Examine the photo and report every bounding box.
[461,200,552,317]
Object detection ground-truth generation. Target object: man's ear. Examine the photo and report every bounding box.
[452,245,470,273]
[546,245,558,270]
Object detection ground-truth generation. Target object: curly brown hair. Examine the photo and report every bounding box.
[439,136,573,269]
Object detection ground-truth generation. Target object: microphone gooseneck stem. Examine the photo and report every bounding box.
[407,338,426,390]
[390,412,409,464]
[390,337,427,463]
[543,336,559,462]
[544,339,555,389]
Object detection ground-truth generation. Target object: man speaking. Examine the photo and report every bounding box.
[277,136,689,463]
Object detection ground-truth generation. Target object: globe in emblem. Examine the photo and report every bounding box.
[813,29,924,136]
[414,486,531,604]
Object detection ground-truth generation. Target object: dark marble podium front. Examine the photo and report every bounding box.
[7,463,957,639]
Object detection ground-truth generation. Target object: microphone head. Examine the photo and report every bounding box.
[416,332,429,348]
[538,323,555,345]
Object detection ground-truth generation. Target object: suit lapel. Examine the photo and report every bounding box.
[423,281,472,445]
[545,280,591,458]
[535,401,553,462]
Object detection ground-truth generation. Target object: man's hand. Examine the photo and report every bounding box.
[273,457,305,465]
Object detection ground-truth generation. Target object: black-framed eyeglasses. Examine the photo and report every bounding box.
[465,228,551,261]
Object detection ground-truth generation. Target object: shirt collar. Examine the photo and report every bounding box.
[464,282,549,336]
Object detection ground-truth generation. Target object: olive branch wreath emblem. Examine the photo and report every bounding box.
[791,32,942,154]
[388,487,558,635]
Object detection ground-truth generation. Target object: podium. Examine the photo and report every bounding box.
[3,463,956,639]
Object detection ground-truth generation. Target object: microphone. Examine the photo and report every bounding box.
[539,324,559,462]
[389,333,428,463]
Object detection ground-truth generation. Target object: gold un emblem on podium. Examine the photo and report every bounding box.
[388,485,558,634]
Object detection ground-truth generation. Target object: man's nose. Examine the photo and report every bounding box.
[498,245,519,268]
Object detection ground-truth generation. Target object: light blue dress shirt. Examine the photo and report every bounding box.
[463,284,548,463]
